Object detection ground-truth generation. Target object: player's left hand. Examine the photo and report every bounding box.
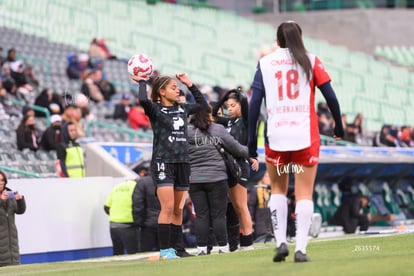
[249,157,259,172]
[176,73,192,87]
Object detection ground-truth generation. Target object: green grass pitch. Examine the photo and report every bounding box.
[1,233,413,275]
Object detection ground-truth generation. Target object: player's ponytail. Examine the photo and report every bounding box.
[151,76,172,102]
[277,21,312,82]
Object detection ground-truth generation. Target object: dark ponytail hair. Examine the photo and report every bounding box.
[189,104,212,132]
[277,21,312,82]
[226,88,248,124]
[151,76,173,102]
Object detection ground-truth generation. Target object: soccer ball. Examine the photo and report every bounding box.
[127,53,154,78]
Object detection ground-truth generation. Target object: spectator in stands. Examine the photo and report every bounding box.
[75,93,92,121]
[61,103,85,139]
[24,64,39,92]
[0,47,5,66]
[0,170,26,267]
[66,53,81,80]
[342,113,365,144]
[16,114,40,152]
[0,62,10,81]
[112,93,131,121]
[50,93,64,115]
[0,80,20,117]
[342,114,357,143]
[89,38,116,60]
[104,179,139,255]
[96,74,116,102]
[6,48,16,63]
[317,102,334,136]
[329,194,370,233]
[133,174,160,252]
[91,59,116,101]
[77,53,92,72]
[9,60,33,95]
[40,114,62,151]
[56,121,85,178]
[378,124,404,147]
[22,106,35,118]
[2,77,27,104]
[34,88,53,117]
[127,100,150,130]
[400,125,414,147]
[80,69,104,103]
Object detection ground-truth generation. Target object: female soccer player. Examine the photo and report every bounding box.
[131,73,207,260]
[213,89,259,251]
[248,21,344,262]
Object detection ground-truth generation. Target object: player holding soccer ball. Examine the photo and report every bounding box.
[129,59,208,260]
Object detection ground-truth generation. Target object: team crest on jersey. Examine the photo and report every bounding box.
[158,171,166,180]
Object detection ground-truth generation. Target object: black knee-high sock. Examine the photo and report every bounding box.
[158,223,171,250]
[170,224,182,249]
[227,202,240,252]
[240,233,253,247]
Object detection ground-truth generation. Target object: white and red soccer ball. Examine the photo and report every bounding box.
[127,53,154,78]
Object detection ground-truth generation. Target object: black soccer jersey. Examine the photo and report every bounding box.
[229,117,248,146]
[213,91,249,146]
[137,81,207,163]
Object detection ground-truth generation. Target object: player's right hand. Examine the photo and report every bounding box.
[130,74,149,82]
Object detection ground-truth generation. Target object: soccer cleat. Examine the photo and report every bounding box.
[159,248,180,260]
[309,213,322,238]
[273,243,289,262]
[197,246,208,256]
[218,244,230,254]
[294,251,310,262]
[176,250,194,257]
[198,251,207,256]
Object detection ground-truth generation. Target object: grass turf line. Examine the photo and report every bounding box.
[1,233,413,276]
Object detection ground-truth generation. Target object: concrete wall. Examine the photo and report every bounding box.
[12,177,126,255]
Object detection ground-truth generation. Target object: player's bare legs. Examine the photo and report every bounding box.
[293,165,317,262]
[229,184,253,236]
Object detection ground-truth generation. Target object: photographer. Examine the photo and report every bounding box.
[0,170,26,267]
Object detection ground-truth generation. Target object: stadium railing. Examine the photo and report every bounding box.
[12,100,51,126]
[0,165,41,178]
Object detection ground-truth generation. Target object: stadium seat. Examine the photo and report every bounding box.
[314,184,336,223]
[330,183,342,209]
[313,184,326,222]
[358,182,371,197]
[382,182,402,215]
[395,187,414,219]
